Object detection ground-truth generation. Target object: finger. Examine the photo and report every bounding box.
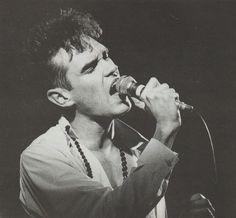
[130,97,145,110]
[173,92,180,101]
[158,87,178,100]
[145,77,160,89]
[167,88,178,99]
[140,77,160,100]
[159,83,169,90]
[169,88,175,93]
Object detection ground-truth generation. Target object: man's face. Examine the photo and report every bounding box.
[54,37,132,119]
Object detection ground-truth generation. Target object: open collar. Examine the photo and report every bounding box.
[58,116,147,151]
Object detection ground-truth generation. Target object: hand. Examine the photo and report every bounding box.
[179,193,215,218]
[135,77,181,145]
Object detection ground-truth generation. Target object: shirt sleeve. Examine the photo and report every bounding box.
[20,138,178,218]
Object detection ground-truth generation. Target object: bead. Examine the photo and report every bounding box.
[123,171,128,175]
[65,125,70,133]
[65,126,129,181]
[84,159,88,163]
[85,163,90,168]
[65,125,94,178]
[77,147,82,152]
[121,157,127,162]
[119,149,128,181]
[121,162,127,166]
[122,166,128,171]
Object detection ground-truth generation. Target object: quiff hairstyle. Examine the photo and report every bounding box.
[27,8,102,90]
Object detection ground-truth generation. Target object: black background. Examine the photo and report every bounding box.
[1,0,236,217]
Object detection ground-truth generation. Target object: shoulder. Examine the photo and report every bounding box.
[21,124,69,163]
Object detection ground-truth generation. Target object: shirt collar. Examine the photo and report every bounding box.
[58,116,147,150]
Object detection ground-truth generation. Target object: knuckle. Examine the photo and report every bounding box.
[161,83,169,88]
[146,77,159,88]
[148,77,157,84]
[150,77,157,81]
[169,88,175,93]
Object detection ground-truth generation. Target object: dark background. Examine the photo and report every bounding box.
[1,0,236,217]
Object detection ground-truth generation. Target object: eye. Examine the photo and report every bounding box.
[86,64,97,74]
[84,67,94,74]
[83,61,98,74]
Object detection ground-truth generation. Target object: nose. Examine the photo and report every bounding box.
[113,69,119,77]
[109,67,119,77]
[103,60,119,77]
[105,67,119,77]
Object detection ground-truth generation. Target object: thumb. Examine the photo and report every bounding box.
[130,97,145,110]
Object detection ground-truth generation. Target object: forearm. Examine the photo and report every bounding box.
[153,121,179,149]
[106,139,178,217]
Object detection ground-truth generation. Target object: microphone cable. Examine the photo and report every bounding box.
[113,75,218,184]
[188,108,218,184]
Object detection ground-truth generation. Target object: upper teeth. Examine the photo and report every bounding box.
[112,78,119,88]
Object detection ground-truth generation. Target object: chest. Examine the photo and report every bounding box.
[92,149,137,188]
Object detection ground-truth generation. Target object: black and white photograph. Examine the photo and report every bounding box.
[1,0,236,217]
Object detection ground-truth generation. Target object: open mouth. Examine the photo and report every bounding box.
[109,78,119,95]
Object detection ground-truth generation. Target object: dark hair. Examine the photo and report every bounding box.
[27,8,102,90]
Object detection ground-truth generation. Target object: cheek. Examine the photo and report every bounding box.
[71,82,106,111]
[71,75,97,97]
[73,85,98,103]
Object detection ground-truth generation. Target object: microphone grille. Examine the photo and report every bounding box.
[115,75,136,95]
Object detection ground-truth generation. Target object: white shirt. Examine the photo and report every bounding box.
[20,117,179,218]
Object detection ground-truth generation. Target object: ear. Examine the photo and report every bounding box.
[47,88,75,108]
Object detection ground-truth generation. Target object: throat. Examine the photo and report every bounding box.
[70,114,113,151]
[91,147,124,188]
[68,115,129,186]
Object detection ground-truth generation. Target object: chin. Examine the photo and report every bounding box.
[113,100,132,118]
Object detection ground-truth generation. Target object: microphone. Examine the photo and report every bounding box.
[114,75,194,111]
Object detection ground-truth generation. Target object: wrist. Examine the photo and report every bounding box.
[153,122,179,148]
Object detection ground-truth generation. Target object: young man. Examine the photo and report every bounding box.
[19,9,214,218]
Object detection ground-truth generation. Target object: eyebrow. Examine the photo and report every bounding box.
[80,47,109,73]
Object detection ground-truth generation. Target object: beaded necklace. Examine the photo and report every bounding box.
[65,125,128,181]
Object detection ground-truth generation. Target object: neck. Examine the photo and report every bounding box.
[70,112,113,151]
